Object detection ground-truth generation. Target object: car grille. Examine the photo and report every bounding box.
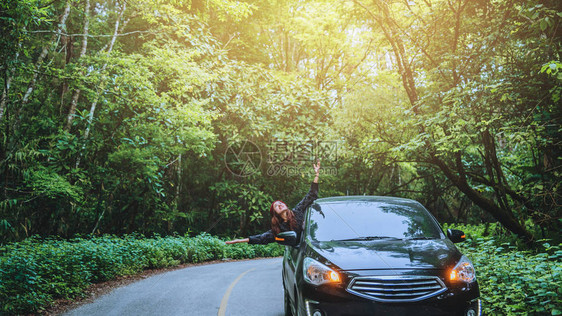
[347,275,447,302]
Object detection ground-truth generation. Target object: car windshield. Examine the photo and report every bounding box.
[307,200,443,242]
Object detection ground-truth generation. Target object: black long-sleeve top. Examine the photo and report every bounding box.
[248,182,319,244]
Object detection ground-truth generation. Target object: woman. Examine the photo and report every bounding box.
[225,161,320,245]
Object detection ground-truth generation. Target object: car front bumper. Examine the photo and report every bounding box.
[299,279,480,316]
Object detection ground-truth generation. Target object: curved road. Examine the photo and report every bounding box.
[64,257,284,316]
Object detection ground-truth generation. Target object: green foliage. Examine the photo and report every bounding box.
[211,182,272,224]
[0,0,51,68]
[24,166,83,202]
[0,234,283,314]
[444,224,562,315]
[467,240,562,315]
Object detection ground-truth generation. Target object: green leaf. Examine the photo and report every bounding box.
[540,20,547,31]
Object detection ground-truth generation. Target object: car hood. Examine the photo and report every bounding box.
[308,239,461,271]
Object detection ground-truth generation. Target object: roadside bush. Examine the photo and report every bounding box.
[0,234,283,315]
[444,223,562,315]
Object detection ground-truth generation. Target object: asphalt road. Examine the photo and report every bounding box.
[64,257,284,316]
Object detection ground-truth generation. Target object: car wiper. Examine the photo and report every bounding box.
[333,236,403,242]
[406,236,439,240]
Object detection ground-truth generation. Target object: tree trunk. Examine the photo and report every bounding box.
[176,154,182,204]
[65,0,90,131]
[351,0,419,110]
[84,0,126,136]
[76,1,126,168]
[0,36,23,123]
[21,0,71,107]
[0,75,13,122]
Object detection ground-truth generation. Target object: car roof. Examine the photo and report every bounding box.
[314,195,423,207]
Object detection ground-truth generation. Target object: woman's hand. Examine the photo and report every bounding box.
[313,160,321,175]
[313,160,320,183]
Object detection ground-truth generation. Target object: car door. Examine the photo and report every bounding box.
[283,229,304,308]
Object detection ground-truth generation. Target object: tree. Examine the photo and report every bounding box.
[347,0,561,241]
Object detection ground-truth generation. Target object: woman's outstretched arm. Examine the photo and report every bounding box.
[226,230,276,245]
[225,238,249,244]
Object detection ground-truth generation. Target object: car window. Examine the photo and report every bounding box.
[307,201,443,242]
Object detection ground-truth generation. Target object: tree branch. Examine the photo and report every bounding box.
[25,29,157,38]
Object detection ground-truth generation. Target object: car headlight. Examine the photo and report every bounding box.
[449,255,476,283]
[303,257,341,285]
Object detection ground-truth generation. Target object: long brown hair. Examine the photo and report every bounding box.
[270,200,297,235]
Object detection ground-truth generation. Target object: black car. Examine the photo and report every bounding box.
[277,196,481,316]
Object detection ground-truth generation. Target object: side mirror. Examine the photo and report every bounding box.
[275,231,298,246]
[447,229,466,243]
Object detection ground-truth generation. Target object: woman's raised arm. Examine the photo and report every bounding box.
[293,161,320,213]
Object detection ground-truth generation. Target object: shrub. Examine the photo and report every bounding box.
[444,223,562,315]
[0,234,282,315]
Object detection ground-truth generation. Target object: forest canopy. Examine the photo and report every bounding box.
[0,0,560,243]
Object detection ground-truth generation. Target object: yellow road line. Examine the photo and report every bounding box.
[218,267,256,316]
